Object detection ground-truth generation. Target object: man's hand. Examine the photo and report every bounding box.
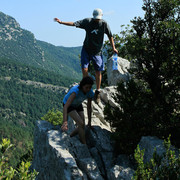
[54,18,75,26]
[61,121,68,131]
[54,18,61,24]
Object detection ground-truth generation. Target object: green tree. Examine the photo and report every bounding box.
[104,0,180,153]
[41,108,63,126]
[0,138,38,179]
[134,136,180,179]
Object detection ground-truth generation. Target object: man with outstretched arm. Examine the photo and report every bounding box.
[54,8,118,104]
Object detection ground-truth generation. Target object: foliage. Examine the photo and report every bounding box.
[0,58,69,167]
[104,0,180,154]
[0,58,76,87]
[41,109,63,126]
[133,136,180,179]
[37,40,82,79]
[104,25,135,60]
[0,138,38,179]
[104,79,155,153]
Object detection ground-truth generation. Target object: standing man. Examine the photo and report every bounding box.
[54,8,118,104]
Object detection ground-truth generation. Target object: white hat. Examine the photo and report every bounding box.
[93,8,103,19]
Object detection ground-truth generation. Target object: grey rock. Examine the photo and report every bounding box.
[107,56,130,86]
[31,120,54,173]
[100,86,119,108]
[69,139,92,159]
[86,126,114,152]
[90,147,106,177]
[32,121,84,180]
[139,136,179,164]
[32,102,179,180]
[100,152,114,171]
[91,101,106,125]
[108,165,134,180]
[116,154,133,169]
[32,120,112,180]
[77,158,104,180]
[139,136,166,164]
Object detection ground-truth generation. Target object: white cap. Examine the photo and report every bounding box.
[93,8,103,19]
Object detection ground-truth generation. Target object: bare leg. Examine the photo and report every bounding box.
[78,111,85,123]
[95,71,102,90]
[82,68,88,77]
[70,128,78,137]
[68,111,86,144]
[70,111,85,138]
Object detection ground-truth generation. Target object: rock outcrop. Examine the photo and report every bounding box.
[139,136,179,164]
[107,56,130,86]
[32,120,135,180]
[32,119,179,180]
[32,87,135,180]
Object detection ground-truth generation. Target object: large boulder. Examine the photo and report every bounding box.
[138,136,179,164]
[100,86,119,108]
[108,165,134,180]
[107,56,130,86]
[32,119,116,180]
[32,121,85,180]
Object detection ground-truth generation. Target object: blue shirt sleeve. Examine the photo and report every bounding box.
[63,85,79,104]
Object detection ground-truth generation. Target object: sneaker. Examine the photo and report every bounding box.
[94,90,101,104]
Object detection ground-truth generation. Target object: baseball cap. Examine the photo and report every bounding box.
[93,8,103,20]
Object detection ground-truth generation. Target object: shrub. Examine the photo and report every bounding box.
[41,108,63,126]
[0,138,38,179]
[104,79,156,154]
[133,136,180,179]
[104,0,180,154]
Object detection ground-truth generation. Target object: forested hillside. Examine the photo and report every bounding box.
[0,11,82,79]
[0,58,78,166]
[0,11,83,167]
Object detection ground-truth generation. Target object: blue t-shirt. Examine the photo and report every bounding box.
[63,85,94,107]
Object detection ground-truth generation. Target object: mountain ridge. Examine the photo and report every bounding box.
[0,11,82,79]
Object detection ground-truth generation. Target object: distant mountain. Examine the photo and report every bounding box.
[0,11,82,79]
[37,40,82,79]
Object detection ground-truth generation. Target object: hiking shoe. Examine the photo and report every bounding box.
[94,90,101,104]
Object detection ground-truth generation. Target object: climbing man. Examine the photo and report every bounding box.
[54,8,118,104]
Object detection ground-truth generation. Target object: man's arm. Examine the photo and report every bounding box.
[109,36,118,54]
[62,93,76,131]
[87,98,92,127]
[54,18,75,26]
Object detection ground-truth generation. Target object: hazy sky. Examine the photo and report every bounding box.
[1,0,144,47]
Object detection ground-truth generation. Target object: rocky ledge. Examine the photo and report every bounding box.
[32,118,179,180]
[31,119,134,180]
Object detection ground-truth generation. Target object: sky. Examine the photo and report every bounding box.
[1,0,144,47]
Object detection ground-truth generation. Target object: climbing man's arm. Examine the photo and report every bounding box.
[54,18,75,26]
[87,98,92,128]
[109,36,118,54]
